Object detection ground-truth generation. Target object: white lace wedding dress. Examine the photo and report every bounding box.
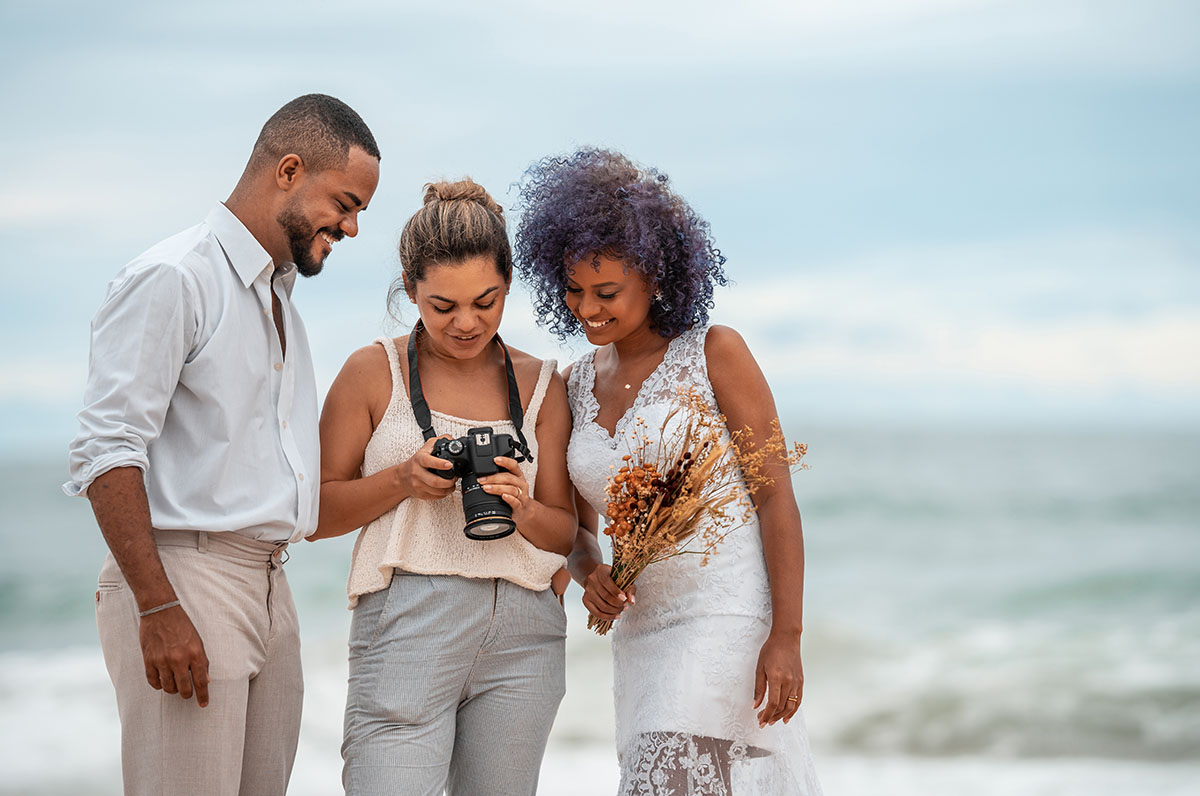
[566,325,823,795]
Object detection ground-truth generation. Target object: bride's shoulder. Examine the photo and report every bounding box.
[702,325,762,388]
[701,324,750,360]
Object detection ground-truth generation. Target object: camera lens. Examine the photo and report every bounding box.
[460,474,516,540]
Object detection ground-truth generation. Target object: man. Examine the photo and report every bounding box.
[64,94,380,795]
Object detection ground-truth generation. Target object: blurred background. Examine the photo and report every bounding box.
[2,1,1197,793]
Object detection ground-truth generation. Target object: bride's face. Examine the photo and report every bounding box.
[407,254,509,359]
[564,253,654,345]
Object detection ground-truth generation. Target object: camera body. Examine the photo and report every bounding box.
[430,427,519,481]
[429,427,520,540]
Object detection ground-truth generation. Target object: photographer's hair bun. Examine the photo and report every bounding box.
[423,179,505,219]
[390,178,513,317]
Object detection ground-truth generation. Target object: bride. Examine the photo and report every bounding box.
[516,148,823,795]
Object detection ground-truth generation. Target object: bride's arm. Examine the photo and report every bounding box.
[566,489,602,583]
[568,487,636,618]
[706,324,806,727]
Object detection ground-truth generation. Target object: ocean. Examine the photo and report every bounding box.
[2,424,1197,795]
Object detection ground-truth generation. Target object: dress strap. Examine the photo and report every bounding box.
[565,350,600,429]
[643,325,715,409]
[683,325,713,389]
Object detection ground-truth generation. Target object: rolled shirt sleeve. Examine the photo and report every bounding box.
[64,262,195,497]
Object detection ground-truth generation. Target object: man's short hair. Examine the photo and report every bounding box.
[249,94,380,174]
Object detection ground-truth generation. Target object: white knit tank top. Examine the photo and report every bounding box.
[345,337,566,607]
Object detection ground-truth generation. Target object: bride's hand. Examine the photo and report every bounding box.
[753,631,804,727]
[581,563,636,620]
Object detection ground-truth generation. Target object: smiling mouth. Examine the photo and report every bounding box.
[319,231,337,247]
[583,318,614,329]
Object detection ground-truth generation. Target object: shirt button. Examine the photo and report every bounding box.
[263,308,270,316]
[274,363,282,372]
[281,420,288,429]
[298,473,305,481]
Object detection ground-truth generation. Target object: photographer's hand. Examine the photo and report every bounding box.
[478,456,533,525]
[398,436,459,501]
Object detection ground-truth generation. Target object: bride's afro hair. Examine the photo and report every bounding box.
[513,148,728,340]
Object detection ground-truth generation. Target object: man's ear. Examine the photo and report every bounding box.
[275,154,304,191]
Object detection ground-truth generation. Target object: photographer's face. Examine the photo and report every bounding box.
[409,255,508,359]
[564,252,654,345]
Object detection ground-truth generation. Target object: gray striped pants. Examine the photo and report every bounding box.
[342,571,566,795]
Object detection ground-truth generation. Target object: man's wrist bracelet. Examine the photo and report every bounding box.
[138,600,180,618]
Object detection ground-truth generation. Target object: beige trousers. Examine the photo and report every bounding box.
[96,530,303,796]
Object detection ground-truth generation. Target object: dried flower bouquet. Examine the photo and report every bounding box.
[588,386,807,635]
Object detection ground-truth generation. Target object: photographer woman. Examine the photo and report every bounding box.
[313,179,575,795]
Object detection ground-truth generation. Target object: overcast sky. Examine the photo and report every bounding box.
[2,0,1198,456]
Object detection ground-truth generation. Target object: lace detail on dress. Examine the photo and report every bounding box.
[567,326,715,447]
[619,733,738,796]
[619,731,815,796]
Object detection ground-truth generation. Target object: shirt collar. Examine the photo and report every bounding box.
[205,202,286,290]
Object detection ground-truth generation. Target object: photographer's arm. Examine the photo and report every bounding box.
[313,344,454,540]
[481,371,575,556]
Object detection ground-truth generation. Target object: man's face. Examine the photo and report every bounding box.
[275,146,380,277]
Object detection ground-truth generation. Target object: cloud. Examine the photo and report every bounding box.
[714,230,1200,398]
[481,0,1200,76]
[0,360,80,400]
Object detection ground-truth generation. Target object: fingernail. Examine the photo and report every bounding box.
[618,593,626,602]
[628,595,636,604]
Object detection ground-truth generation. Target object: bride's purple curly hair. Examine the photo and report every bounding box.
[513,148,728,340]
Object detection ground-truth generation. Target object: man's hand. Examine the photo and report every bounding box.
[139,605,210,707]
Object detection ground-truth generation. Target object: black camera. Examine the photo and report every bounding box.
[430,427,520,540]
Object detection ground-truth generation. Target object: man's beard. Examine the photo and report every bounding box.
[276,203,337,278]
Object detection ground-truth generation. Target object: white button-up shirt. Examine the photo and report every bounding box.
[64,203,319,543]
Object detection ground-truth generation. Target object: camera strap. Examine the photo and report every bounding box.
[406,320,532,461]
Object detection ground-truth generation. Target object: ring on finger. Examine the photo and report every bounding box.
[786,695,798,703]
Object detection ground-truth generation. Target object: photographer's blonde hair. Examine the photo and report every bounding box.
[389,179,511,318]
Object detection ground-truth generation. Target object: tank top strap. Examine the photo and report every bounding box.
[373,336,408,410]
[522,358,558,427]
